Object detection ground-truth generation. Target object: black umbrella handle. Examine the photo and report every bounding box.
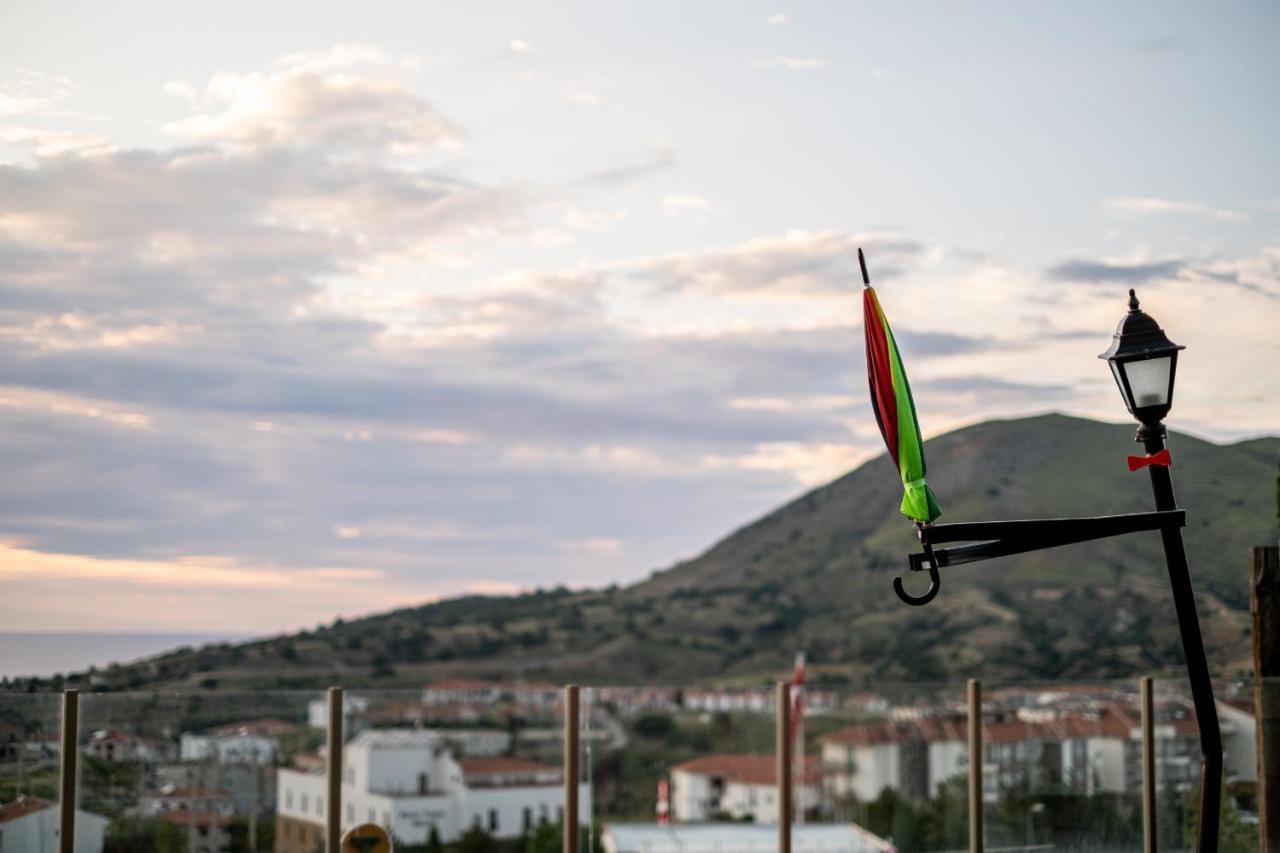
[894,527,940,606]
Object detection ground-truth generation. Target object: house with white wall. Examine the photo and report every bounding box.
[0,797,107,853]
[275,729,589,850]
[669,753,819,824]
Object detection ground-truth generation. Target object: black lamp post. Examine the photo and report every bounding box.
[1100,289,1220,852]
[890,289,1221,850]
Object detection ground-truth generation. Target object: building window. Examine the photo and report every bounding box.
[382,811,389,827]
[523,807,532,830]
[301,794,309,813]
[347,804,354,823]
[369,808,376,823]
[418,772,429,794]
[286,790,293,809]
[317,796,324,816]
[489,809,498,831]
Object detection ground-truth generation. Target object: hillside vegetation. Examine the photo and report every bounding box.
[14,414,1276,693]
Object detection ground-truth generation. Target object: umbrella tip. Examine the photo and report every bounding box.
[857,247,870,286]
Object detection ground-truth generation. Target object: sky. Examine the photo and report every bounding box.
[1,1,1277,634]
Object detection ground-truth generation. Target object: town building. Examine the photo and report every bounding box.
[602,823,891,852]
[274,728,589,850]
[83,729,168,763]
[156,807,231,853]
[820,696,1257,806]
[180,719,290,765]
[422,680,561,711]
[0,796,108,853]
[669,753,820,824]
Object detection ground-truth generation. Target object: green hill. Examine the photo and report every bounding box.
[19,414,1277,692]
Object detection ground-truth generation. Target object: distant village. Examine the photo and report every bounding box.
[0,678,1261,852]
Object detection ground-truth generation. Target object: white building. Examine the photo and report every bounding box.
[0,797,108,853]
[602,823,891,852]
[422,680,560,710]
[821,698,1256,806]
[141,785,235,820]
[275,728,589,850]
[83,729,168,763]
[180,728,280,765]
[308,695,370,731]
[156,808,231,853]
[670,754,820,824]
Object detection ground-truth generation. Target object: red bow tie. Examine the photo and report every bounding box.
[1127,448,1172,471]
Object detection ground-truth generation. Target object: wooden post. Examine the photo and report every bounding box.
[58,689,78,853]
[776,681,792,853]
[1141,676,1157,853]
[564,685,580,853]
[1252,545,1280,850]
[968,679,983,853]
[326,687,343,853]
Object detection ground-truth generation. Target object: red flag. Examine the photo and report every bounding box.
[789,652,805,745]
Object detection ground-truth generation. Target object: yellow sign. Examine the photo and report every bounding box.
[341,823,392,853]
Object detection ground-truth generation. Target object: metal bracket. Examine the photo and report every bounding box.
[893,509,1185,606]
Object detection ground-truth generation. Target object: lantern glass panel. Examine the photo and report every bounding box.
[1121,355,1172,409]
[1108,361,1126,406]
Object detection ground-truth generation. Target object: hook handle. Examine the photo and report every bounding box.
[893,564,941,606]
[893,529,941,606]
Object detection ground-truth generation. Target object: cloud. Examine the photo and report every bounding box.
[766,13,790,25]
[559,538,623,555]
[576,150,676,187]
[1046,258,1185,284]
[0,70,75,118]
[615,229,921,297]
[1102,196,1245,222]
[164,44,461,156]
[756,57,826,70]
[661,194,712,218]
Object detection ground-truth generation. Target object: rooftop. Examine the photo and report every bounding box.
[0,796,52,825]
[672,753,820,786]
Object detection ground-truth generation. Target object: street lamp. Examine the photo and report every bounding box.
[888,289,1222,850]
[1099,288,1184,429]
[1100,289,1221,853]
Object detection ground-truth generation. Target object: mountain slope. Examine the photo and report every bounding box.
[18,414,1277,692]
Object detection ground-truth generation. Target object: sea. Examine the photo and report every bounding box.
[0,632,256,679]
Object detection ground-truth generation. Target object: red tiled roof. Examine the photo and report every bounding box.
[459,757,558,775]
[672,754,820,786]
[209,718,294,736]
[158,808,231,827]
[0,797,52,825]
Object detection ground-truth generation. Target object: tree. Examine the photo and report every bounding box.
[525,819,560,853]
[1184,785,1257,853]
[425,825,443,853]
[454,825,496,853]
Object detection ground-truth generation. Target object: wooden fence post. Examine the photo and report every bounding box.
[58,689,78,853]
[326,687,343,853]
[777,681,792,853]
[564,685,580,853]
[1251,545,1280,850]
[968,679,983,853]
[1141,676,1157,853]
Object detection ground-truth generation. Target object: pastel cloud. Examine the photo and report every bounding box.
[165,44,461,155]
